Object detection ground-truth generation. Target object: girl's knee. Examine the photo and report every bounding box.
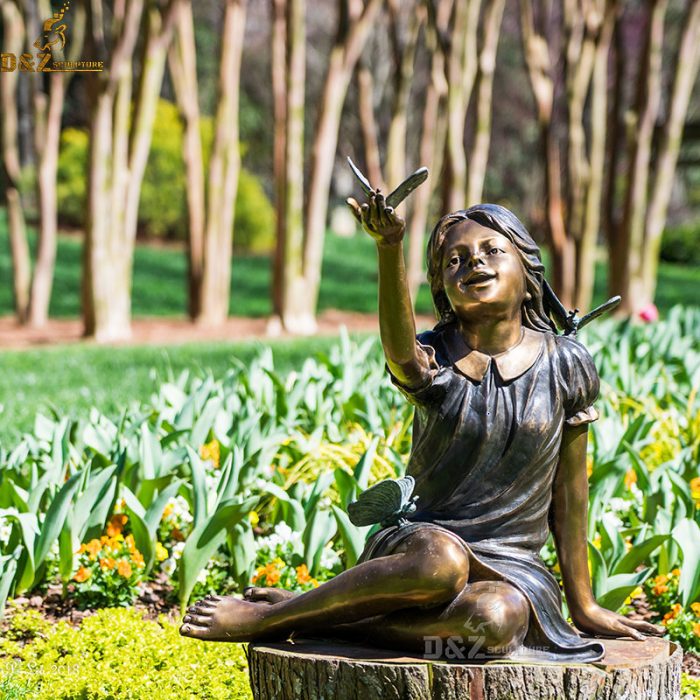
[404,531,469,598]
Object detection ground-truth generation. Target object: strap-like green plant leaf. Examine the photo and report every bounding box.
[330,505,367,568]
[611,534,668,575]
[597,569,652,612]
[672,518,700,605]
[178,496,258,610]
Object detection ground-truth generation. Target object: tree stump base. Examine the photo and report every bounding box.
[248,637,681,700]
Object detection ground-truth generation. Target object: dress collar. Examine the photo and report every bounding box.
[445,326,545,382]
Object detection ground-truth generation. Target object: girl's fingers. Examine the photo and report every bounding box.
[346,197,362,223]
[625,619,665,636]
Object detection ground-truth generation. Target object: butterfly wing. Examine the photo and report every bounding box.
[386,167,429,208]
[347,157,376,199]
[347,479,403,527]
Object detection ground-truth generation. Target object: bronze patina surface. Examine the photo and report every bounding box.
[180,167,662,662]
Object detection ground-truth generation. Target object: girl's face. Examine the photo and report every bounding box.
[440,220,528,323]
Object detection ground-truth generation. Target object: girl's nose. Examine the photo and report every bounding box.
[467,251,485,268]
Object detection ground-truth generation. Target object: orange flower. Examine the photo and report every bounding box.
[131,550,145,568]
[100,557,116,571]
[74,566,91,583]
[252,562,281,586]
[662,603,682,625]
[295,564,312,585]
[653,584,669,596]
[624,469,637,488]
[125,534,136,552]
[691,602,700,617]
[82,539,102,560]
[106,513,128,537]
[693,622,700,637]
[654,574,669,586]
[117,560,133,578]
[671,568,681,577]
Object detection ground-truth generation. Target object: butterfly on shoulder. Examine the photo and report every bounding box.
[347,476,419,528]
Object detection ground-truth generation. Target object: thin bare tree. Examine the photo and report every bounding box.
[169,0,247,326]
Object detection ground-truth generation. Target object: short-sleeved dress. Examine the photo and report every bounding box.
[357,323,605,662]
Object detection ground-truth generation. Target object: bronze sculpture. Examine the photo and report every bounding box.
[180,166,662,661]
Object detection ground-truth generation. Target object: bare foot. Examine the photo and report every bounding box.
[243,586,298,604]
[179,593,271,642]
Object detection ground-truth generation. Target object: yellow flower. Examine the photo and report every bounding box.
[592,535,602,550]
[117,560,133,578]
[624,469,637,488]
[131,550,145,568]
[74,566,91,583]
[693,622,700,637]
[162,503,174,519]
[690,602,700,617]
[586,456,593,479]
[690,477,700,502]
[671,568,681,577]
[155,542,169,562]
[249,511,259,527]
[200,440,221,468]
[125,534,136,552]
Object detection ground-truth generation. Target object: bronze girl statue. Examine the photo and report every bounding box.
[180,174,661,661]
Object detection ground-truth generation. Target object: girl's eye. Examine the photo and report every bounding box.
[448,256,461,266]
[488,248,502,255]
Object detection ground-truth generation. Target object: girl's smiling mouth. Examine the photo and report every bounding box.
[461,270,497,288]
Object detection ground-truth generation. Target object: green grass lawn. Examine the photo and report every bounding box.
[0,335,370,445]
[0,209,697,318]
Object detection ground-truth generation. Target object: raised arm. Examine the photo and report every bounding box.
[347,192,432,389]
[551,424,662,640]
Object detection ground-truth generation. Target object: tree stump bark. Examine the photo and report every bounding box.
[248,637,681,700]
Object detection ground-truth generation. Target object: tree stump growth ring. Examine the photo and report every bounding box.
[248,637,681,699]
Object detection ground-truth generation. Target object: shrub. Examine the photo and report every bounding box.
[56,99,274,252]
[0,607,251,699]
[661,224,700,264]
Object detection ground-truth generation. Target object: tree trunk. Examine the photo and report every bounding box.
[123,1,180,271]
[385,0,422,195]
[406,0,451,302]
[520,0,573,308]
[574,0,615,312]
[297,0,383,330]
[640,0,700,306]
[249,638,681,700]
[271,0,311,333]
[83,0,144,341]
[444,0,481,212]
[169,0,206,320]
[355,60,384,190]
[612,0,668,314]
[1,0,31,324]
[466,0,505,206]
[198,0,246,325]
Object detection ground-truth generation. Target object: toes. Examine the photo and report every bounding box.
[187,605,214,617]
[205,593,222,601]
[180,622,212,639]
[183,613,213,626]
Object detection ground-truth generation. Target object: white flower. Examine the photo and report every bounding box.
[172,541,186,560]
[609,498,629,513]
[0,523,11,545]
[196,568,208,584]
[161,558,176,576]
[320,547,340,571]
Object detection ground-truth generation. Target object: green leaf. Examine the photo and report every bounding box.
[33,471,82,583]
[597,569,652,612]
[178,497,258,610]
[611,534,668,575]
[185,446,208,526]
[302,509,336,576]
[672,518,700,605]
[331,505,367,568]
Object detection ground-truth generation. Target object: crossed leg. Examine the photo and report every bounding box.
[180,529,530,656]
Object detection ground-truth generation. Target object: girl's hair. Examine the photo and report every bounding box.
[425,203,556,333]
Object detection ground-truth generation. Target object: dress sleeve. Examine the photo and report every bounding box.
[386,332,455,408]
[556,335,601,427]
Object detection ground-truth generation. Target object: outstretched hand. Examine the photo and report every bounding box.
[347,191,405,248]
